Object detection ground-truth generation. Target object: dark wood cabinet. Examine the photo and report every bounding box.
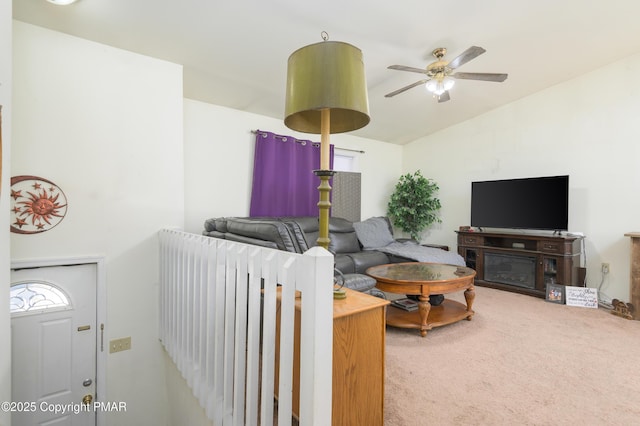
[457,230,583,297]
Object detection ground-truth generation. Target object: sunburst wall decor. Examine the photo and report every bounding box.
[10,175,68,234]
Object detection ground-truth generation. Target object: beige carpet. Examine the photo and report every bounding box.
[384,286,640,425]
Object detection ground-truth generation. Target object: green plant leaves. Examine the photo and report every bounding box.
[387,170,442,241]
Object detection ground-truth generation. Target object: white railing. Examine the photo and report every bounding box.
[158,229,334,425]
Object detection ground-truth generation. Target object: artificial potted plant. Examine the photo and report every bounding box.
[387,170,442,242]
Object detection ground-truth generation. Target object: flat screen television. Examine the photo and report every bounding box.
[471,175,569,231]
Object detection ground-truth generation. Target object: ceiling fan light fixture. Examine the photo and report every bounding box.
[425,80,438,93]
[426,76,454,96]
[443,76,455,91]
[46,0,79,5]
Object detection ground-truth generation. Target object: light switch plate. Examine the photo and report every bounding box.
[110,337,131,353]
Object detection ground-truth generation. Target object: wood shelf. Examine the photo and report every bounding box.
[386,299,472,332]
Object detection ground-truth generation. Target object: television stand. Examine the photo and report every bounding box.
[457,229,583,297]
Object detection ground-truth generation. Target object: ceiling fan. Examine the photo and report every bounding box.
[385,46,508,102]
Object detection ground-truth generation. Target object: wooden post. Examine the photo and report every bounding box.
[625,233,640,319]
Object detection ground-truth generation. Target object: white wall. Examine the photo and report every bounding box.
[403,52,640,302]
[11,21,184,425]
[183,99,402,234]
[0,1,11,425]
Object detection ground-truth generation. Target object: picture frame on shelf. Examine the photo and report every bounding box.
[546,283,565,304]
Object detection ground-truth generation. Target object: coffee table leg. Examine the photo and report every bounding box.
[417,295,431,337]
[464,285,475,320]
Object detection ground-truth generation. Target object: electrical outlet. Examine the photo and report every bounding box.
[109,337,132,353]
[602,263,610,274]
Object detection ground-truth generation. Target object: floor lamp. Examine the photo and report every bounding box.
[284,33,370,254]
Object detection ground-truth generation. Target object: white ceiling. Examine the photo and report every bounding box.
[13,0,640,145]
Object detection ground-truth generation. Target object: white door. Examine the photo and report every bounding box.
[10,263,97,426]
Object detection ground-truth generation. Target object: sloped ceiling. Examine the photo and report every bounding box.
[13,0,640,144]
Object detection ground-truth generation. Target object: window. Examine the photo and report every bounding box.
[334,154,355,172]
[10,281,71,314]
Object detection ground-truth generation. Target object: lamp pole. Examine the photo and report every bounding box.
[315,108,333,250]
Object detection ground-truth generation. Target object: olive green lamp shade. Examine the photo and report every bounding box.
[285,41,370,134]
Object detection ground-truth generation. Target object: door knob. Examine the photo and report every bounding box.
[82,394,93,405]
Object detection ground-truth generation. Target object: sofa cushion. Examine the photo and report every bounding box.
[327,218,361,254]
[353,216,395,249]
[283,217,361,254]
[329,232,361,254]
[225,218,299,252]
[328,217,356,233]
[340,273,377,292]
[203,230,226,239]
[334,255,355,274]
[224,233,278,249]
[280,217,318,251]
[215,218,228,233]
[204,218,217,232]
[345,251,390,274]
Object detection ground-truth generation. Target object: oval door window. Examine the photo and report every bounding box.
[10,281,72,314]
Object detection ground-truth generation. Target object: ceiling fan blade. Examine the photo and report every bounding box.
[437,91,451,103]
[447,46,486,70]
[452,72,508,82]
[388,65,428,74]
[384,79,428,98]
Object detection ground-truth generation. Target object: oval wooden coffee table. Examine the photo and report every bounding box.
[366,262,476,337]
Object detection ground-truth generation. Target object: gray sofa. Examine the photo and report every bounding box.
[204,216,389,272]
[203,216,465,297]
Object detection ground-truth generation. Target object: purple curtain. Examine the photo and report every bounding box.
[249,130,333,217]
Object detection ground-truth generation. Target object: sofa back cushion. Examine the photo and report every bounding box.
[224,233,278,249]
[214,218,228,233]
[205,216,368,257]
[204,218,217,232]
[281,217,318,251]
[225,218,300,252]
[328,218,361,254]
[283,217,361,254]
